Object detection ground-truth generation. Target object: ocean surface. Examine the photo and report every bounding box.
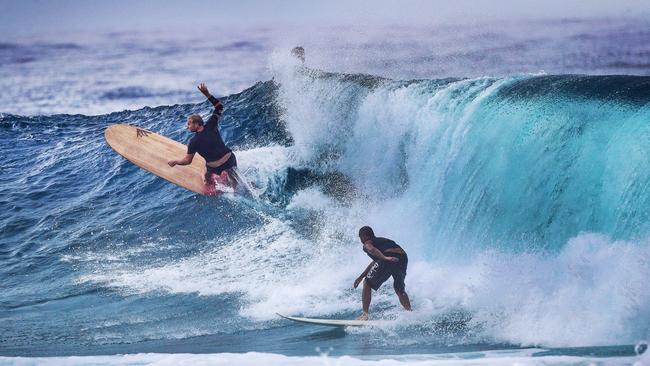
[1,17,650,365]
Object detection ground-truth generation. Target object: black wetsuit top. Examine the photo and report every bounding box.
[363,237,405,262]
[187,95,231,162]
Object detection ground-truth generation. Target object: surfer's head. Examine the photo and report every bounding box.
[358,226,375,243]
[187,114,204,132]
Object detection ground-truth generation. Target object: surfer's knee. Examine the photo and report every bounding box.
[363,280,372,291]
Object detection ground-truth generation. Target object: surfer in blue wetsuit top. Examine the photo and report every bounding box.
[168,83,237,187]
[353,226,412,320]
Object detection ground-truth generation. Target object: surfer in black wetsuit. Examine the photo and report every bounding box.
[353,226,412,320]
[168,83,237,187]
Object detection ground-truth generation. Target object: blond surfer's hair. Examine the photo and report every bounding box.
[188,114,204,126]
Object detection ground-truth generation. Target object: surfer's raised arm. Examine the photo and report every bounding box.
[198,83,224,122]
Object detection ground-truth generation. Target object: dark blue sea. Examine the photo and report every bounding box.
[1,18,650,365]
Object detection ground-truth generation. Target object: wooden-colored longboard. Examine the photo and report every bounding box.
[277,313,391,327]
[105,124,231,195]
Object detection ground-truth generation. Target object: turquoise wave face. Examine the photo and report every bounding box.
[1,71,650,356]
[414,75,650,253]
[272,71,650,254]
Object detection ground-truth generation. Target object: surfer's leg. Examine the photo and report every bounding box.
[394,286,412,311]
[359,262,388,319]
[357,281,372,320]
[393,266,411,311]
[222,154,238,189]
[225,169,238,190]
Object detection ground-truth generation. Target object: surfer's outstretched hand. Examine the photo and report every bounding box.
[198,83,211,97]
[353,276,363,289]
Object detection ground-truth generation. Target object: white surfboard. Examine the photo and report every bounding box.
[277,313,392,327]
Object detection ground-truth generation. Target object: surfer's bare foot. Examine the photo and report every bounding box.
[356,313,368,321]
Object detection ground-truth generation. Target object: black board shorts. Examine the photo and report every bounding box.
[365,253,408,293]
[206,153,237,176]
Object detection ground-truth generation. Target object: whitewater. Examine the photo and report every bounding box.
[1,19,650,365]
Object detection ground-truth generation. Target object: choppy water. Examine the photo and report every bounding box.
[1,17,650,365]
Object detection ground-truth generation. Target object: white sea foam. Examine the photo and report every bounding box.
[78,208,650,347]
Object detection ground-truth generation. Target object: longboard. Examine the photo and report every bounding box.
[277,313,391,327]
[105,124,238,196]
